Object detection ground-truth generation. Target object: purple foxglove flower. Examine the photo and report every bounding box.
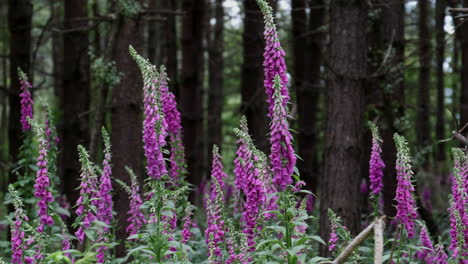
[269,75,296,190]
[393,134,417,238]
[257,0,289,118]
[18,68,34,131]
[125,167,146,237]
[182,205,194,243]
[328,222,338,252]
[9,185,28,264]
[33,124,55,232]
[205,145,228,260]
[415,225,435,262]
[433,244,448,264]
[75,146,98,243]
[368,122,385,195]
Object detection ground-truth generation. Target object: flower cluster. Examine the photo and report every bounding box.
[257,0,289,117]
[181,204,194,243]
[368,122,385,195]
[393,134,417,238]
[269,75,296,190]
[415,225,435,262]
[75,146,98,243]
[205,145,228,260]
[33,124,54,232]
[9,185,29,264]
[125,167,146,237]
[18,68,34,131]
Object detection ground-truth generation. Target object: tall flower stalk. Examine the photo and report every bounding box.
[9,185,29,264]
[415,224,435,262]
[18,68,34,131]
[124,167,146,237]
[269,75,296,190]
[31,120,54,232]
[394,134,417,238]
[368,122,385,196]
[256,0,289,117]
[205,145,228,262]
[75,146,98,243]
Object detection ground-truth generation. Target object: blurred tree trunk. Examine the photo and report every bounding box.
[380,0,405,220]
[7,0,32,184]
[241,0,269,153]
[319,0,367,255]
[461,0,468,128]
[416,0,431,165]
[182,0,206,198]
[147,0,159,64]
[292,0,324,192]
[111,13,143,255]
[62,0,90,213]
[51,0,63,97]
[207,0,224,153]
[162,0,179,97]
[436,0,446,161]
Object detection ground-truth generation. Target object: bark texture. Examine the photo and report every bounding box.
[62,0,90,212]
[461,0,468,129]
[436,0,446,161]
[111,14,144,255]
[319,0,367,255]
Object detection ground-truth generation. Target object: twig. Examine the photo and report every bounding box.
[373,217,385,264]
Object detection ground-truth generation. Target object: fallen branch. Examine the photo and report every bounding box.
[373,217,385,264]
[319,216,386,264]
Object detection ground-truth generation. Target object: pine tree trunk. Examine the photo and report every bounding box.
[460,0,468,129]
[62,0,90,212]
[416,0,431,163]
[380,0,405,220]
[436,0,446,161]
[111,14,144,255]
[181,0,206,196]
[7,0,32,184]
[319,0,367,255]
[241,0,269,153]
[163,0,179,97]
[207,0,224,153]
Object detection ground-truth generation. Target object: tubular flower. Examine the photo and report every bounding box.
[130,46,168,180]
[415,225,435,262]
[125,167,146,237]
[368,122,385,195]
[433,244,449,264]
[205,145,228,261]
[18,68,34,131]
[256,0,289,117]
[159,66,186,185]
[269,75,296,190]
[182,204,194,243]
[328,222,338,252]
[32,123,54,233]
[96,128,113,263]
[9,185,28,264]
[393,134,417,238]
[449,149,468,258]
[75,146,98,243]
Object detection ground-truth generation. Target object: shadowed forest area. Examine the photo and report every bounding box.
[0,0,467,263]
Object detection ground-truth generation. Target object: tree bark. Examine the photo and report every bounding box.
[62,0,90,214]
[111,14,144,255]
[181,0,206,198]
[319,0,367,256]
[416,0,431,165]
[7,0,32,183]
[380,0,405,220]
[241,0,269,153]
[461,0,468,129]
[294,0,324,193]
[207,0,224,153]
[436,0,446,161]
[163,0,179,97]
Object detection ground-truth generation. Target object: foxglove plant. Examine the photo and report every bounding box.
[96,128,114,263]
[9,185,29,264]
[159,66,186,185]
[181,204,194,243]
[130,46,168,180]
[415,224,435,262]
[75,145,98,243]
[433,244,449,264]
[256,0,289,117]
[393,134,417,238]
[269,75,296,190]
[31,120,54,233]
[205,145,228,261]
[124,167,146,237]
[18,68,34,131]
[368,122,385,196]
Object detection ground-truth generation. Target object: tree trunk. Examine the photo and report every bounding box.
[163,0,179,97]
[435,0,446,161]
[147,0,158,64]
[380,0,405,220]
[111,14,144,255]
[241,0,269,153]
[207,0,224,154]
[416,0,431,165]
[319,0,367,256]
[181,0,206,198]
[7,0,32,183]
[461,0,468,129]
[62,0,90,214]
[293,0,324,193]
[51,0,63,97]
